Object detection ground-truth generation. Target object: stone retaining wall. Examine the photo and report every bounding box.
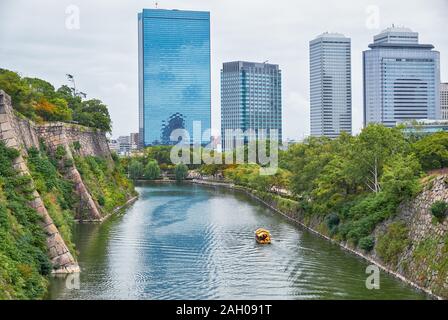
[373,175,448,298]
[0,90,79,274]
[0,90,113,273]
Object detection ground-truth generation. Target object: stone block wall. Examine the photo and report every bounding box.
[36,123,111,159]
[0,90,113,272]
[390,175,448,297]
[0,90,79,274]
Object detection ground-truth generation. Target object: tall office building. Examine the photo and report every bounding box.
[441,83,448,120]
[138,9,211,147]
[221,61,282,150]
[309,33,352,138]
[363,26,440,127]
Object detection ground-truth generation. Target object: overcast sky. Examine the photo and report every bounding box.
[0,0,447,140]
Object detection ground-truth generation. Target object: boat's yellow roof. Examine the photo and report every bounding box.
[255,228,270,235]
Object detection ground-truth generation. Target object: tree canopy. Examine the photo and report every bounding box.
[0,69,112,132]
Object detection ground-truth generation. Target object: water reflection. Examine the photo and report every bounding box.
[48,183,427,300]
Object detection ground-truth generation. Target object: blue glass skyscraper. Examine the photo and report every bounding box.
[138,9,211,147]
[363,26,440,127]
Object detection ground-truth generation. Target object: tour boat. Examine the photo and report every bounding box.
[255,228,271,244]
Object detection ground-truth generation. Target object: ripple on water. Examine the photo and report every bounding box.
[48,184,428,300]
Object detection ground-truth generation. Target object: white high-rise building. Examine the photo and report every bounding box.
[309,33,352,138]
[363,26,441,127]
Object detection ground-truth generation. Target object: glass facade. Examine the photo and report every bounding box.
[221,61,282,150]
[309,33,352,138]
[138,9,211,146]
[363,27,440,127]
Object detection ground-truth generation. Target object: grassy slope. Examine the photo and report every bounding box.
[0,141,136,299]
[0,143,50,299]
[73,154,137,217]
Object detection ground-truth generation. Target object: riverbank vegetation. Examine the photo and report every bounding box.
[0,68,112,132]
[122,146,197,182]
[0,142,50,299]
[0,70,136,299]
[74,154,137,215]
[133,125,448,271]
[26,146,77,256]
[216,126,446,252]
[0,137,136,299]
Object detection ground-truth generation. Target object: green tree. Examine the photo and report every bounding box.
[413,132,448,171]
[75,99,112,132]
[145,160,160,180]
[24,77,56,99]
[380,154,421,201]
[287,136,334,196]
[0,69,112,131]
[0,68,34,118]
[351,124,408,193]
[56,85,82,110]
[128,160,144,180]
[174,163,188,181]
[145,146,173,166]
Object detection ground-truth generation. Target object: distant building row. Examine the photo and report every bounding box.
[137,9,446,147]
[110,133,139,155]
[310,26,444,138]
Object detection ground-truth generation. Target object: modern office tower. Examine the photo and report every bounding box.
[363,26,441,127]
[220,61,282,150]
[138,9,211,147]
[309,33,352,138]
[441,83,448,120]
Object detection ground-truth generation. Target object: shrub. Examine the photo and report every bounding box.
[431,201,448,222]
[337,192,399,245]
[174,163,188,181]
[359,236,375,252]
[97,195,106,206]
[128,160,144,180]
[64,159,74,168]
[144,160,160,180]
[326,213,340,230]
[54,145,66,160]
[73,155,136,215]
[27,148,77,255]
[73,141,82,152]
[0,142,51,299]
[111,152,119,163]
[376,222,410,265]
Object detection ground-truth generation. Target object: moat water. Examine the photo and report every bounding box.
[48,183,427,300]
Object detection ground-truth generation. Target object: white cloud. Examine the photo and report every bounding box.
[0,0,446,139]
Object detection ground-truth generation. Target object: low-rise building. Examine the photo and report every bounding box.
[398,119,448,136]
